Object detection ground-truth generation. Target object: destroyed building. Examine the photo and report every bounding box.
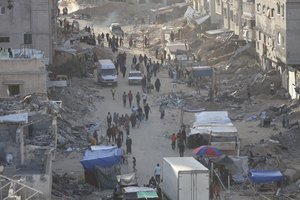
[255,0,300,99]
[186,0,300,100]
[0,102,58,199]
[0,49,47,98]
[0,0,58,64]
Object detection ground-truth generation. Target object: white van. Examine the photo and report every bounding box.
[97,59,117,86]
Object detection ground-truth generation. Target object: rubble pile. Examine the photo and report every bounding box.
[52,172,98,199]
[72,2,161,24]
[48,80,105,149]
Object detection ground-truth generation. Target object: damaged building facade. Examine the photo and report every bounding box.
[0,50,47,98]
[255,0,300,99]
[187,0,300,99]
[0,0,58,64]
[0,110,58,199]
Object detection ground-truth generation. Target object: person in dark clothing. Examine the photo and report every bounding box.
[107,127,112,142]
[118,128,124,142]
[107,112,112,128]
[155,78,161,92]
[136,92,141,106]
[149,176,157,188]
[159,103,165,119]
[116,135,122,148]
[123,92,127,107]
[143,54,148,66]
[130,113,136,128]
[144,103,151,120]
[139,54,144,65]
[155,49,159,59]
[178,140,185,157]
[181,128,187,144]
[132,157,136,171]
[124,121,130,136]
[121,66,127,78]
[128,90,133,108]
[132,55,137,65]
[141,76,147,92]
[126,136,132,154]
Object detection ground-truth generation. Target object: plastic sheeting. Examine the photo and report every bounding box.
[193,111,232,126]
[249,170,284,184]
[94,166,119,189]
[116,173,138,186]
[80,145,122,171]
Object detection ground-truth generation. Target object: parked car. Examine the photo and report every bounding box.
[128,71,143,85]
[110,23,124,36]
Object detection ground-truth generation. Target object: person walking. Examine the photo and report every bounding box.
[124,121,130,136]
[144,103,151,120]
[128,90,133,108]
[178,140,185,157]
[213,183,221,200]
[155,78,161,92]
[126,136,132,154]
[136,91,141,106]
[154,164,161,183]
[122,92,127,107]
[159,103,165,119]
[132,157,136,171]
[142,93,147,105]
[171,133,177,150]
[107,112,112,128]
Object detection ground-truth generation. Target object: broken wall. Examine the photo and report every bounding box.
[0,59,47,98]
[0,124,20,165]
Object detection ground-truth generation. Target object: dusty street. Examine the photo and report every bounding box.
[51,1,300,200]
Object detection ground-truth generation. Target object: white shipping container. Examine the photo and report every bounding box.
[162,157,210,200]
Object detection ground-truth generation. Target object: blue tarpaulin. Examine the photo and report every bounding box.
[80,145,122,171]
[249,170,284,184]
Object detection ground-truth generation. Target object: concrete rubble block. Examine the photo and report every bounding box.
[283,168,300,184]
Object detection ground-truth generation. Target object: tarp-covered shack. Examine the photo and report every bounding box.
[80,145,122,187]
[188,111,240,155]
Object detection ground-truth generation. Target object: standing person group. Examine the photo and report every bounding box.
[169,128,186,157]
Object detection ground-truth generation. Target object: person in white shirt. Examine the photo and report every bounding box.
[154,163,161,183]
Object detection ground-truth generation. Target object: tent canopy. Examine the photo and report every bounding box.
[193,111,233,127]
[249,170,284,184]
[80,145,122,171]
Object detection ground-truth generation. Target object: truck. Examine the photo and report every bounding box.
[162,157,209,200]
[96,59,117,86]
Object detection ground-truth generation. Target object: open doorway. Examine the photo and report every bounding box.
[8,84,20,96]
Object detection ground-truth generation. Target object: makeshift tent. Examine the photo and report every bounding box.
[188,111,239,155]
[80,145,122,171]
[249,170,284,184]
[211,155,249,183]
[94,165,119,189]
[193,111,233,127]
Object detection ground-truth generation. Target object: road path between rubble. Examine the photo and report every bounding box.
[90,45,194,185]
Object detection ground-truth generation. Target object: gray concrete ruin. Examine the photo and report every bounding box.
[0,108,58,200]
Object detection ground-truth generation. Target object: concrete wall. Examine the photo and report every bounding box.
[0,59,47,97]
[0,0,57,64]
[242,0,255,41]
[285,2,300,65]
[209,0,223,25]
